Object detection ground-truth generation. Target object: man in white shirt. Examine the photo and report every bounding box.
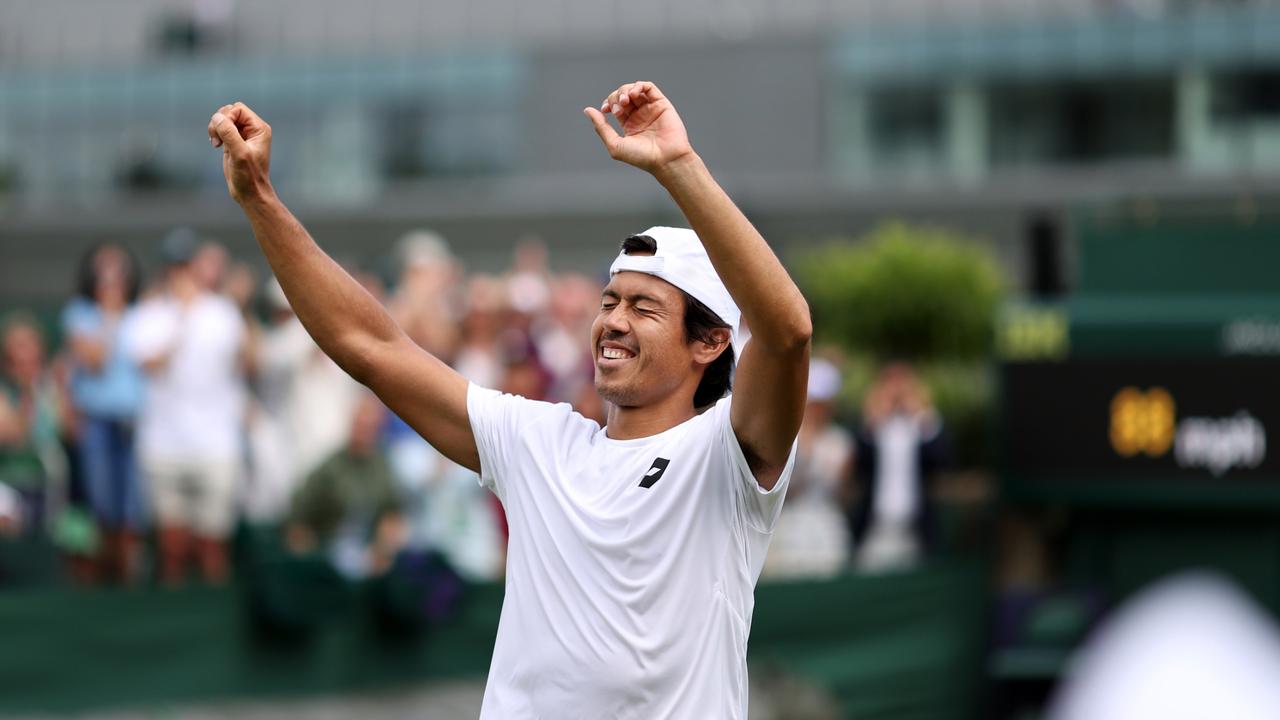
[208,80,812,718]
[126,229,246,584]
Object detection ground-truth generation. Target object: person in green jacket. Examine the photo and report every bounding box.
[285,392,405,579]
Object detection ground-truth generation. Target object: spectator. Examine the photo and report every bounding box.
[388,230,460,360]
[126,229,246,586]
[453,275,508,388]
[222,260,263,367]
[763,358,854,579]
[246,277,362,523]
[62,243,147,583]
[286,393,405,580]
[0,315,73,537]
[191,238,229,293]
[535,273,600,403]
[851,361,948,573]
[505,236,553,318]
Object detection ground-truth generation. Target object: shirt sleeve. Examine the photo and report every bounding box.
[715,394,797,534]
[466,382,561,498]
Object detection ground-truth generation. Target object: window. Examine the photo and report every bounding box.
[988,79,1175,167]
[868,85,945,171]
[1212,69,1280,124]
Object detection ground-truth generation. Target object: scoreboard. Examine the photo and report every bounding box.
[1003,359,1277,488]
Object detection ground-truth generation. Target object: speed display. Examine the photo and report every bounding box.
[1002,358,1278,484]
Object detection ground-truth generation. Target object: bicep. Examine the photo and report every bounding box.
[360,335,480,473]
[729,338,810,490]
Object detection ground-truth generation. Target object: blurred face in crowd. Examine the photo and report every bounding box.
[222,262,257,311]
[167,261,200,300]
[192,242,228,292]
[552,274,600,332]
[348,396,386,457]
[399,255,456,305]
[92,246,131,310]
[878,362,925,414]
[803,397,835,430]
[591,271,701,409]
[2,322,45,384]
[462,276,507,344]
[513,237,548,274]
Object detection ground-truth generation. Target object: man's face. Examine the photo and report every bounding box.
[2,324,44,384]
[348,397,385,456]
[590,271,696,409]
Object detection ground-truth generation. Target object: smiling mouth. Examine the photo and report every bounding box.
[600,346,636,361]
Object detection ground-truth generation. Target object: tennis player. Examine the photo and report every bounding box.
[209,80,811,718]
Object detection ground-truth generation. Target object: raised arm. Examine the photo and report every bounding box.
[584,82,811,490]
[207,103,479,472]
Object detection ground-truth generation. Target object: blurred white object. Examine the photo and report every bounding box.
[0,481,22,534]
[1049,572,1280,720]
[806,358,841,402]
[398,229,453,269]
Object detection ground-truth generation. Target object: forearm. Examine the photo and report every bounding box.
[654,154,811,349]
[240,190,402,380]
[69,337,108,372]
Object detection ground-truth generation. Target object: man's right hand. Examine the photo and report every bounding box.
[208,102,273,205]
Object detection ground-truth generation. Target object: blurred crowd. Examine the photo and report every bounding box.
[0,227,949,589]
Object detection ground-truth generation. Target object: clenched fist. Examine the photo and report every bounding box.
[583,82,694,175]
[207,102,273,205]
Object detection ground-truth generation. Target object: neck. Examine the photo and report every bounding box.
[171,281,200,303]
[604,388,700,440]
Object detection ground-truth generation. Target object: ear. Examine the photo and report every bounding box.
[690,327,731,367]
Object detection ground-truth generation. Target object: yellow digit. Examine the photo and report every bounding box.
[1110,387,1145,457]
[1144,387,1175,456]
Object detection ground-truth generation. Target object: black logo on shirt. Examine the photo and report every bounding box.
[639,457,670,489]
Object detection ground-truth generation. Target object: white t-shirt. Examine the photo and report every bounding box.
[126,293,246,462]
[872,415,920,526]
[467,383,794,720]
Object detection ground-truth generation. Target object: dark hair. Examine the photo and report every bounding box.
[622,235,734,409]
[75,242,142,304]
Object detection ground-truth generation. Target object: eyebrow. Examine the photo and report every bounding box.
[601,289,666,306]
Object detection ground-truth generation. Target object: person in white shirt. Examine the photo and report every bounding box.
[851,361,946,573]
[208,80,812,719]
[126,229,246,585]
[763,358,854,579]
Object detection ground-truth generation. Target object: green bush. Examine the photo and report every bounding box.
[796,222,1005,361]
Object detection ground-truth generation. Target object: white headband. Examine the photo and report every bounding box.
[609,226,746,363]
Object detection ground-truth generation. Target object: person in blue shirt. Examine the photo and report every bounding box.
[62,243,147,584]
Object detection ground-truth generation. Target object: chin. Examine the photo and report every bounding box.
[594,375,639,408]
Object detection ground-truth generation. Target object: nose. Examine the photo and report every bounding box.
[601,305,630,336]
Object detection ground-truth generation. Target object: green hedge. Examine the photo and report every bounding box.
[797,222,1004,361]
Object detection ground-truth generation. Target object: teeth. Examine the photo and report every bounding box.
[602,347,634,360]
